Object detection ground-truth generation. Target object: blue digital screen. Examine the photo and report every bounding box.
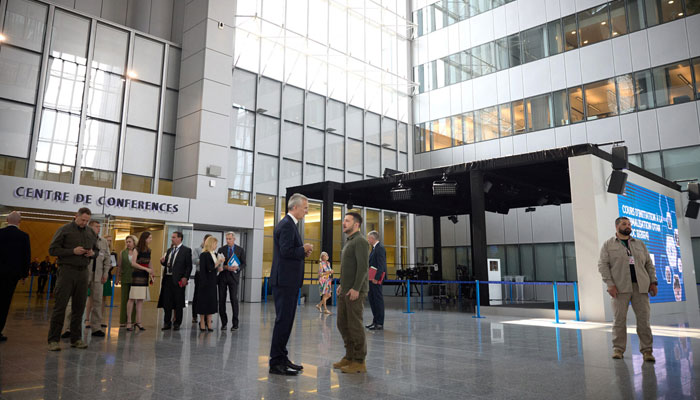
[618,182,685,303]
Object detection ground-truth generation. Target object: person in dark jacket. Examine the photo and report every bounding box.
[268,193,313,376]
[366,231,386,331]
[158,231,192,331]
[217,232,246,331]
[195,236,224,331]
[0,211,31,342]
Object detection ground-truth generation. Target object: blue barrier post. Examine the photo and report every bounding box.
[552,282,564,324]
[332,279,337,306]
[263,277,268,303]
[46,274,52,300]
[28,275,34,299]
[107,277,115,332]
[472,280,485,319]
[573,281,580,322]
[297,288,301,306]
[403,280,414,314]
[420,282,424,305]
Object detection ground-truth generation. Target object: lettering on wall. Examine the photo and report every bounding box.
[13,186,179,213]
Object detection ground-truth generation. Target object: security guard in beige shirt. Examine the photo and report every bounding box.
[598,217,657,362]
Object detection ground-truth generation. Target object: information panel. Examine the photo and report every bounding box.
[618,182,685,303]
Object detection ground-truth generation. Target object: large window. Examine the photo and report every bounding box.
[651,61,694,107]
[578,4,610,47]
[526,94,552,131]
[584,79,618,120]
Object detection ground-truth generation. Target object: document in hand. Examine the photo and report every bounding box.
[228,253,241,269]
[368,267,385,283]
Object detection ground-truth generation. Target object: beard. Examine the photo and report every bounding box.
[618,227,632,236]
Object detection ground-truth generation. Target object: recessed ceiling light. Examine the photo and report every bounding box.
[678,12,683,16]
[612,31,618,35]
[601,21,606,25]
[583,40,589,44]
[668,0,674,3]
[571,31,576,35]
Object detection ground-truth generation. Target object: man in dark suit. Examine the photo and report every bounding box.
[269,193,313,376]
[158,231,192,331]
[0,211,31,342]
[366,231,386,331]
[217,232,246,331]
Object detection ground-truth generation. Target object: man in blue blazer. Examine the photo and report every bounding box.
[366,231,386,330]
[0,211,31,342]
[269,193,313,376]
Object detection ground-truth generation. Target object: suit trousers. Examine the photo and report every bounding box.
[0,278,18,333]
[337,293,367,362]
[63,279,104,331]
[218,277,240,327]
[119,283,136,325]
[162,279,184,326]
[269,285,299,366]
[48,267,88,343]
[611,283,653,353]
[368,282,384,325]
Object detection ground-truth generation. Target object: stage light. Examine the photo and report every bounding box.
[448,215,458,224]
[483,180,493,193]
[688,182,699,201]
[346,194,353,210]
[433,173,457,196]
[390,181,412,201]
[536,196,547,207]
[607,170,628,194]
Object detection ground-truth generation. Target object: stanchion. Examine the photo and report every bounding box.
[107,276,115,332]
[332,279,337,306]
[552,282,564,324]
[472,280,484,318]
[403,280,414,314]
[420,282,424,305]
[297,289,301,306]
[28,275,34,299]
[46,274,52,300]
[263,277,268,303]
[573,281,581,322]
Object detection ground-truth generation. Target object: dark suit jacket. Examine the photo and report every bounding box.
[0,225,31,280]
[369,242,387,284]
[217,244,246,283]
[270,215,305,288]
[159,245,193,285]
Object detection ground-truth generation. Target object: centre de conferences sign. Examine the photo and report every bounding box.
[1,176,189,222]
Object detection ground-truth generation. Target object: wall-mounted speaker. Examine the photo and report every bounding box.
[686,201,699,219]
[611,146,628,170]
[607,170,628,195]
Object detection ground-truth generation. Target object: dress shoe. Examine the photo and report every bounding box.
[91,330,105,337]
[269,364,300,376]
[70,340,88,349]
[0,334,7,342]
[612,350,624,359]
[60,331,71,339]
[369,324,383,331]
[340,361,366,374]
[365,324,375,329]
[286,361,303,370]
[231,326,238,331]
[173,325,181,331]
[221,325,227,331]
[643,351,655,362]
[332,358,352,369]
[48,342,61,351]
[162,324,172,331]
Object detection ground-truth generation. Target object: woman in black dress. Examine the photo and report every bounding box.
[127,231,154,331]
[195,236,223,331]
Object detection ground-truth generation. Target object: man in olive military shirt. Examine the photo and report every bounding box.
[47,208,98,351]
[333,212,370,374]
[598,216,657,362]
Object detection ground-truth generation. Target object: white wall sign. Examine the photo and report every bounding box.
[1,175,105,214]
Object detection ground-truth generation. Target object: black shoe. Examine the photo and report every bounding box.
[91,330,105,337]
[369,324,383,331]
[230,326,238,331]
[0,334,7,342]
[269,364,300,376]
[221,325,227,331]
[173,325,180,331]
[162,324,172,331]
[286,361,303,371]
[365,324,375,329]
[61,331,71,339]
[192,319,198,323]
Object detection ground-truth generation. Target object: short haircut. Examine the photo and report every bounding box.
[204,236,218,252]
[89,220,100,227]
[77,207,92,216]
[201,234,212,246]
[136,231,151,253]
[225,231,236,238]
[615,217,630,226]
[173,231,183,239]
[346,212,363,226]
[368,230,380,240]
[288,193,308,211]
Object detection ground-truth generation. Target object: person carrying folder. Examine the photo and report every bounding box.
[217,232,246,331]
[366,231,386,331]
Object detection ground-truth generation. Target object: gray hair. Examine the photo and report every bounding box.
[368,231,380,240]
[288,193,308,211]
[225,231,236,239]
[319,251,329,261]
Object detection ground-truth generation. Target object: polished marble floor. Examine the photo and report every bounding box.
[0,292,698,400]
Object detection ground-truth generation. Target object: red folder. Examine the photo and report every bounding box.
[369,267,385,284]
